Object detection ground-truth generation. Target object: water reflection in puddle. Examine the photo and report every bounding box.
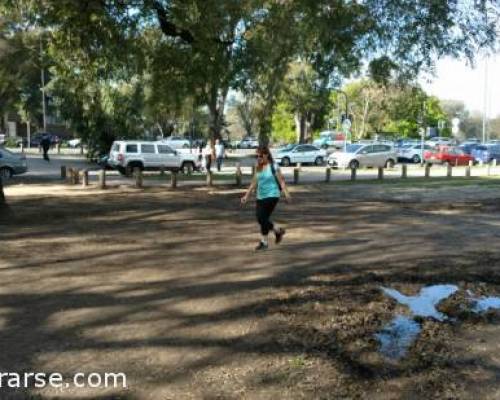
[377,285,500,360]
[471,296,500,313]
[375,315,421,359]
[381,284,458,321]
[377,284,458,360]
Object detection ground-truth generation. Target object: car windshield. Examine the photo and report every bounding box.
[345,144,363,153]
[278,145,296,152]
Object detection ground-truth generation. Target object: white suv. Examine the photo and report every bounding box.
[108,141,199,175]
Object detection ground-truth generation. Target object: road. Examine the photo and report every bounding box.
[4,151,499,187]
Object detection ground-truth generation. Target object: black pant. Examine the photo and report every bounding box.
[43,146,50,161]
[216,157,223,172]
[256,197,279,235]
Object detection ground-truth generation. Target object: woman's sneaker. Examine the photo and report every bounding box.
[255,241,268,251]
[275,228,286,244]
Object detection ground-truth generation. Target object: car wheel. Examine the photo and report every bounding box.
[314,156,324,166]
[348,160,359,169]
[385,159,395,168]
[281,157,291,167]
[0,167,13,180]
[126,163,143,177]
[412,154,421,164]
[181,161,194,174]
[117,166,127,176]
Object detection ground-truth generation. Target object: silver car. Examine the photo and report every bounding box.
[0,147,28,179]
[328,144,397,169]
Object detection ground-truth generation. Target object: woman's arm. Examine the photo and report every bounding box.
[241,175,257,204]
[277,170,291,201]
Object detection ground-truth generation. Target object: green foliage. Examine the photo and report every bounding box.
[271,101,296,145]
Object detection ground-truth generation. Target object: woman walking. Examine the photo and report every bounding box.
[241,146,291,251]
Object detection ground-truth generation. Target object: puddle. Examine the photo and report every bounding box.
[381,284,458,321]
[471,296,500,313]
[377,284,458,359]
[375,315,421,359]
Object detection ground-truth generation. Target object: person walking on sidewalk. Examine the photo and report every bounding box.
[41,133,51,162]
[215,139,225,172]
[241,145,291,251]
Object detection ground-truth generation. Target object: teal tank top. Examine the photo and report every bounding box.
[256,164,280,200]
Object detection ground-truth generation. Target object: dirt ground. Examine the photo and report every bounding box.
[1,181,500,399]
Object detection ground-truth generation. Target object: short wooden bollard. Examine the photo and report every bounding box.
[67,167,73,183]
[207,171,213,187]
[61,166,67,180]
[377,167,384,180]
[235,163,242,186]
[134,167,143,188]
[425,164,431,178]
[98,169,106,189]
[401,164,407,179]
[160,167,165,176]
[493,159,497,167]
[293,167,299,184]
[466,160,472,178]
[74,169,80,185]
[251,165,256,177]
[57,143,61,154]
[350,167,357,181]
[446,164,452,178]
[171,171,177,188]
[81,169,89,187]
[325,167,331,182]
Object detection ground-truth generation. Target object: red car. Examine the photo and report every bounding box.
[423,146,475,166]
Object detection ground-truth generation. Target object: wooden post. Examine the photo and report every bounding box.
[325,167,331,182]
[171,170,177,188]
[235,163,242,186]
[67,167,73,183]
[297,162,302,170]
[466,162,471,178]
[160,167,165,176]
[0,176,5,206]
[98,169,106,189]
[377,167,384,180]
[425,164,431,178]
[293,167,299,184]
[81,169,89,187]
[446,164,452,178]
[207,170,213,187]
[73,169,80,185]
[134,167,143,188]
[251,165,256,177]
[401,164,407,179]
[493,159,497,167]
[350,167,357,181]
[57,143,61,154]
[60,166,67,180]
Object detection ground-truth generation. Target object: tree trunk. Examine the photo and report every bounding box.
[295,113,306,143]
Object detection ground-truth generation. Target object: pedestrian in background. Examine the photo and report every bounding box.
[215,138,225,172]
[41,133,51,162]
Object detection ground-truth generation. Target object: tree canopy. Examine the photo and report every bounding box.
[0,0,498,151]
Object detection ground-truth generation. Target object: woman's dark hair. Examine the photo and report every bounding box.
[256,145,274,171]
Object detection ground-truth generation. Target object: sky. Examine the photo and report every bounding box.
[419,54,500,118]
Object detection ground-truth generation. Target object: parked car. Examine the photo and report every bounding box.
[238,137,259,149]
[108,140,199,175]
[30,133,60,147]
[471,144,500,164]
[273,144,327,166]
[328,143,397,169]
[397,144,433,163]
[425,137,452,147]
[312,131,347,149]
[0,147,28,179]
[68,138,82,148]
[161,136,191,149]
[423,146,474,166]
[459,143,481,155]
